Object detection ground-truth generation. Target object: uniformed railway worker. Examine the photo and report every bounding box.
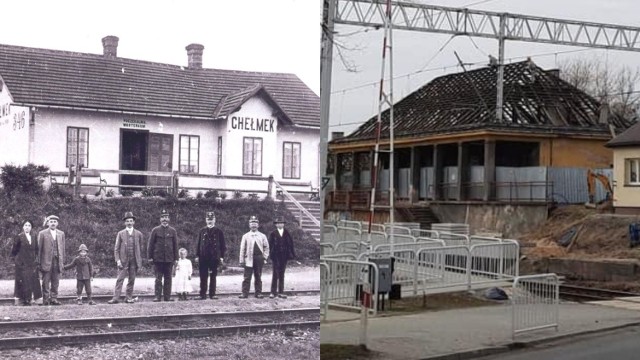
[195,211,226,300]
[147,209,179,302]
[238,216,269,299]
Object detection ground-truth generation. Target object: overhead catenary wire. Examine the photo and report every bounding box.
[331,47,600,95]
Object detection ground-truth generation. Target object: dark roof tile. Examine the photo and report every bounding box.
[0,43,319,127]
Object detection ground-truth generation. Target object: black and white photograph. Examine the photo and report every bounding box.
[320,0,640,359]
[0,0,320,359]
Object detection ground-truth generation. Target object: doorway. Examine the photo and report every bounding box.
[120,130,148,188]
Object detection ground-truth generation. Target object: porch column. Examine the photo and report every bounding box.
[484,140,496,201]
[457,142,470,201]
[433,144,443,201]
[410,146,420,203]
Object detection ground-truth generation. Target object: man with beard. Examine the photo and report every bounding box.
[36,215,65,306]
[195,211,226,300]
[147,209,178,302]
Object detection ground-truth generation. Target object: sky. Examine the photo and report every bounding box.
[328,0,640,135]
[0,0,320,95]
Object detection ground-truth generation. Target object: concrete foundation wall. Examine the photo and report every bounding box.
[532,258,640,282]
[429,204,548,238]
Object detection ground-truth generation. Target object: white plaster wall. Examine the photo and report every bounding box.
[277,126,319,187]
[0,81,30,166]
[226,96,279,178]
[32,108,218,176]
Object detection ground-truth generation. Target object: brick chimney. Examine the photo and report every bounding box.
[186,43,204,69]
[102,36,119,58]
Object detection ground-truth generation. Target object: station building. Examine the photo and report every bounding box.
[0,36,320,195]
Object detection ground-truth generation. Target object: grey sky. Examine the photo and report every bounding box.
[1,0,320,95]
[329,0,640,135]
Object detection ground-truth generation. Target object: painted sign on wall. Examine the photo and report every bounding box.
[123,119,146,129]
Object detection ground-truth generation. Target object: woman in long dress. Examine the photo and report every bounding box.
[10,220,43,306]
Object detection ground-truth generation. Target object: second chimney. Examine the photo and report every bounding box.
[102,36,119,58]
[186,43,204,69]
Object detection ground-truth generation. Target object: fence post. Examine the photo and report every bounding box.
[267,175,274,199]
[172,171,179,196]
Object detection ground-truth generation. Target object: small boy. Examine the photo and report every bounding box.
[63,244,95,305]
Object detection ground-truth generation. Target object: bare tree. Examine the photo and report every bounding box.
[559,56,640,120]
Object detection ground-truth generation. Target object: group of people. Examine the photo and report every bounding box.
[9,210,297,305]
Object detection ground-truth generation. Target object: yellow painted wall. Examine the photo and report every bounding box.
[539,138,613,168]
[612,147,640,208]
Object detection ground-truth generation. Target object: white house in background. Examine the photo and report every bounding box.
[0,36,320,196]
[606,121,640,214]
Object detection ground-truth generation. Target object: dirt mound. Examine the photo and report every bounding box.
[521,205,640,260]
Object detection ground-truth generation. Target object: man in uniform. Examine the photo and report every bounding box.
[147,209,178,302]
[238,216,269,299]
[108,212,144,304]
[36,215,65,306]
[195,211,226,300]
[268,217,296,299]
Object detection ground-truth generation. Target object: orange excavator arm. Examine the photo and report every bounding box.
[586,169,613,206]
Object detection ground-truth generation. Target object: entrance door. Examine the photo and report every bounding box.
[147,133,173,187]
[120,130,149,188]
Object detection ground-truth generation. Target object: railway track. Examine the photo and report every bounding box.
[559,284,640,302]
[0,289,320,306]
[0,308,320,350]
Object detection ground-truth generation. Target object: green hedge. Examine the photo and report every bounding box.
[0,194,319,278]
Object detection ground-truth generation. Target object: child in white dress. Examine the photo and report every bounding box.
[173,248,193,300]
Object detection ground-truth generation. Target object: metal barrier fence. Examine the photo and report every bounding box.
[320,242,334,256]
[412,228,440,239]
[385,226,413,235]
[469,241,520,286]
[337,226,363,243]
[323,225,338,244]
[511,274,559,339]
[320,262,329,320]
[416,245,471,294]
[337,220,362,231]
[321,259,380,316]
[438,232,470,246]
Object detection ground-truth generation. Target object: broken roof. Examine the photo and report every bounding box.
[0,43,319,127]
[334,60,633,144]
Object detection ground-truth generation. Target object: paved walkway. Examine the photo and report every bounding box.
[0,266,320,298]
[321,300,640,360]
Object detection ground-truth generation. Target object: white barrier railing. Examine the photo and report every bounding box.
[321,262,330,320]
[412,228,440,239]
[416,245,471,294]
[333,241,367,256]
[322,225,338,244]
[321,259,380,316]
[438,231,470,246]
[337,226,363,243]
[385,226,413,235]
[372,240,442,254]
[337,220,362,231]
[320,242,335,256]
[469,241,520,286]
[511,273,559,339]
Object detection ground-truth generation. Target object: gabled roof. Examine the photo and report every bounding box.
[212,84,292,125]
[0,43,319,127]
[333,60,633,144]
[606,120,640,147]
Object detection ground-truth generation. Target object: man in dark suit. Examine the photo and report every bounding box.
[268,217,296,299]
[36,215,66,305]
[109,212,144,304]
[147,209,178,302]
[195,211,226,300]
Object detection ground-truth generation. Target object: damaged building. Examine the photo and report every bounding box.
[326,60,633,236]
